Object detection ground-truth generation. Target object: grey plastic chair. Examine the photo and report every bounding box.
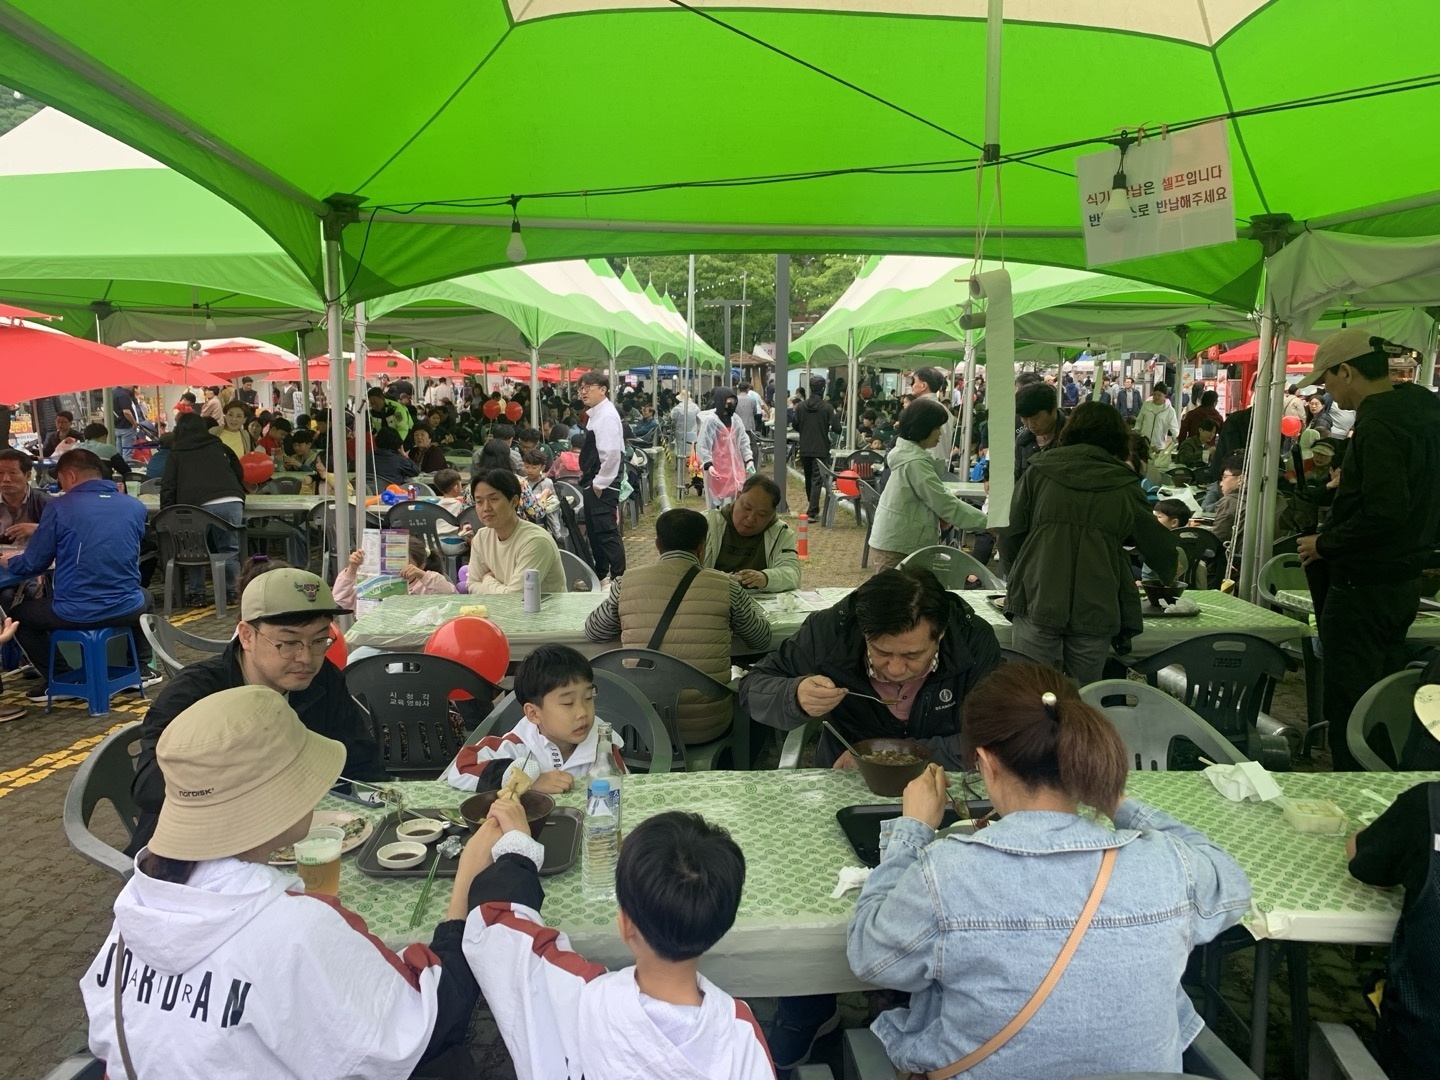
[813,459,845,527]
[63,722,142,880]
[1128,633,1289,768]
[900,545,1004,591]
[466,669,673,774]
[139,613,228,678]
[385,499,468,580]
[590,648,752,771]
[1257,552,1309,613]
[136,477,164,495]
[1309,1021,1388,1080]
[553,480,584,511]
[843,1025,1255,1080]
[258,476,302,494]
[152,504,248,617]
[1257,552,1326,755]
[345,653,500,778]
[1080,680,1248,770]
[857,478,881,567]
[1346,668,1421,772]
[41,1056,105,1080]
[559,548,601,592]
[778,716,821,768]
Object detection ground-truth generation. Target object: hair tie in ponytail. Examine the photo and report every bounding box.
[1042,691,1059,723]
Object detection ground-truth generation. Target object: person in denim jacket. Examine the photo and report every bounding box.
[847,662,1251,1079]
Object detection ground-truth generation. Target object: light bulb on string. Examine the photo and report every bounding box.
[505,196,526,263]
[1100,130,1136,234]
[1101,168,1132,233]
[203,306,217,334]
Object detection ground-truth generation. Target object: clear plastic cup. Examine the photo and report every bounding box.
[293,824,345,895]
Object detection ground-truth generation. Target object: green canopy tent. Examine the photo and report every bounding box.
[791,255,1256,451]
[0,108,321,343]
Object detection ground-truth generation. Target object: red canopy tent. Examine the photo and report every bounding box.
[1,324,190,397]
[0,302,58,321]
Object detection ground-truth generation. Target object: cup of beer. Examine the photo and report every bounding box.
[294,824,345,896]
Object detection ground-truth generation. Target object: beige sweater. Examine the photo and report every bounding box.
[466,518,566,595]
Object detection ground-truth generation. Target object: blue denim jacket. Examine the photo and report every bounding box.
[846,799,1251,1079]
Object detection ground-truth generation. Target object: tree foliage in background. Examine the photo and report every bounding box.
[0,86,40,136]
[612,254,862,357]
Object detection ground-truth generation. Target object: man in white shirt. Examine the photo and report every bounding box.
[577,371,627,581]
[1135,383,1180,451]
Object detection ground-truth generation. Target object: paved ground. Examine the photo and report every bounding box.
[0,473,1377,1079]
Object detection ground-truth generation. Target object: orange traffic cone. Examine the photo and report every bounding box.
[797,513,809,560]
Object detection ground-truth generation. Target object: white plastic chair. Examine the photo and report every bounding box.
[1080,680,1247,770]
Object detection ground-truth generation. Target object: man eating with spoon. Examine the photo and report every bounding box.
[739,566,1000,768]
[129,569,387,853]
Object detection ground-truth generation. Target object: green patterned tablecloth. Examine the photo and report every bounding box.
[1271,589,1440,642]
[138,493,325,518]
[345,592,608,656]
[319,769,1438,997]
[961,589,1305,658]
[346,586,852,658]
[943,481,989,502]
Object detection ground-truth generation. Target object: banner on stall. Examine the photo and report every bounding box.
[1078,121,1236,267]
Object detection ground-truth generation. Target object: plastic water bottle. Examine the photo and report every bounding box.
[587,721,620,829]
[582,778,619,900]
[523,568,541,613]
[407,484,418,502]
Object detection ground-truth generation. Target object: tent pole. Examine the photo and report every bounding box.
[353,301,369,544]
[297,331,309,419]
[959,325,977,475]
[529,346,540,431]
[1236,282,1276,601]
[845,328,858,453]
[774,254,791,512]
[1255,322,1290,579]
[680,255,696,500]
[322,237,350,573]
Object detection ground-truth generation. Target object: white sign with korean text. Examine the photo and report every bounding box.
[1078,121,1236,267]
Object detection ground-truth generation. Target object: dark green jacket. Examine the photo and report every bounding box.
[1000,443,1179,640]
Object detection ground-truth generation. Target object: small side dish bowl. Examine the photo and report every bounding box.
[395,818,445,845]
[376,841,428,869]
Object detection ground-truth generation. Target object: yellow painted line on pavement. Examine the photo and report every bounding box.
[0,721,130,799]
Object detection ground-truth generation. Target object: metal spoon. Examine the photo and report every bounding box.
[845,689,902,706]
[822,720,864,760]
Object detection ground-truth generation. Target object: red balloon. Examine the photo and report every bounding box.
[836,469,860,498]
[482,399,502,419]
[239,451,274,486]
[505,400,523,422]
[859,385,873,399]
[1280,415,1303,438]
[324,620,348,669]
[424,616,511,686]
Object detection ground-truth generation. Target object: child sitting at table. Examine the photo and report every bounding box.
[461,804,775,1080]
[332,537,455,610]
[1152,498,1192,529]
[442,645,623,795]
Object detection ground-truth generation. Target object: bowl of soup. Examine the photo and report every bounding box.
[853,738,933,796]
[459,789,555,839]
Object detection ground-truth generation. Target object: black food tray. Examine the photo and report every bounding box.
[355,807,582,878]
[836,801,993,868]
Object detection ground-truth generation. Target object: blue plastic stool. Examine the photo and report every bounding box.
[46,627,145,716]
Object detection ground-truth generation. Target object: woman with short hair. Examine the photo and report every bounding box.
[848,661,1250,1079]
[866,397,985,573]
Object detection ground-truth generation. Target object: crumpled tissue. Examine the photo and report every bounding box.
[831,866,872,898]
[1204,761,1283,803]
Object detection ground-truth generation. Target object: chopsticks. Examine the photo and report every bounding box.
[409,851,442,930]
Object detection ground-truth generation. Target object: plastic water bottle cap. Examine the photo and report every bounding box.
[588,779,610,796]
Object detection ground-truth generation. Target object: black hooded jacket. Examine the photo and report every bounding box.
[738,590,1001,767]
[1316,383,1440,584]
[795,391,839,458]
[160,424,246,508]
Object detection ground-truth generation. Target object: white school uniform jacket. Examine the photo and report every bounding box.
[82,856,467,1080]
[464,895,776,1080]
[440,714,625,792]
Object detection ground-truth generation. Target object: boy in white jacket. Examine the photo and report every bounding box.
[462,803,776,1080]
[442,644,624,794]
